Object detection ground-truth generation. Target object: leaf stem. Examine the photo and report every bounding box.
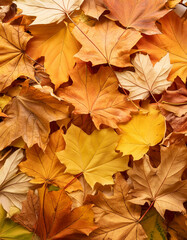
[64,172,83,190]
[138,201,155,222]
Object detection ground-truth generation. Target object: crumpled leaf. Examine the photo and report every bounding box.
[19,130,81,191]
[141,208,167,240]
[0,204,33,240]
[137,11,187,82]
[85,173,147,240]
[116,106,166,160]
[0,85,69,150]
[0,23,35,92]
[14,0,84,25]
[27,22,80,89]
[73,19,142,67]
[128,142,187,218]
[56,124,129,188]
[36,186,97,239]
[0,149,32,212]
[12,190,39,232]
[104,0,169,35]
[81,0,106,19]
[116,53,172,100]
[57,64,138,129]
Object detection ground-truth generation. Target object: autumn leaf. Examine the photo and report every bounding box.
[0,23,35,92]
[19,130,82,191]
[104,0,169,35]
[12,190,39,232]
[27,22,80,89]
[128,142,187,218]
[168,214,187,240]
[116,106,166,160]
[57,63,138,129]
[0,85,69,150]
[0,149,32,212]
[166,0,181,8]
[36,186,97,239]
[73,19,142,67]
[14,0,84,25]
[116,53,172,100]
[85,173,147,240]
[0,204,33,240]
[137,11,187,82]
[141,208,167,240]
[81,0,106,19]
[56,124,129,188]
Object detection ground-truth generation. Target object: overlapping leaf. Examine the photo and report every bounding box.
[73,19,142,67]
[0,149,32,212]
[116,53,172,100]
[27,22,80,89]
[0,85,69,150]
[128,142,187,218]
[137,11,187,82]
[0,23,34,92]
[14,0,84,25]
[56,125,129,188]
[58,64,138,129]
[104,0,169,34]
[19,130,81,191]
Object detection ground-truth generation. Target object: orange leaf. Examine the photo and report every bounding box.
[36,186,97,239]
[57,63,138,129]
[73,19,142,67]
[104,0,169,35]
[136,11,187,82]
[27,22,80,89]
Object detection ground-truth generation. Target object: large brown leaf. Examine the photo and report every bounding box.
[0,85,69,150]
[136,11,187,82]
[73,19,142,67]
[85,173,147,240]
[104,0,169,35]
[0,23,34,92]
[36,186,97,239]
[128,142,187,218]
[57,64,137,129]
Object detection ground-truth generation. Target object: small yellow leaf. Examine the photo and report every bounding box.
[116,106,166,160]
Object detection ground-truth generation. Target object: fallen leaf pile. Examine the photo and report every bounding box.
[0,0,186,239]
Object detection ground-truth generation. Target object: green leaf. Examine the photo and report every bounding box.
[0,205,33,240]
[141,208,167,240]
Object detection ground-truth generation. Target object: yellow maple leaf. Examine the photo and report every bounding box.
[116,106,166,160]
[56,125,129,188]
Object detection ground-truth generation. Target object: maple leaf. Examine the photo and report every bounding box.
[19,130,82,191]
[128,142,187,218]
[56,124,129,188]
[73,19,142,67]
[116,106,166,160]
[36,186,97,239]
[81,0,106,19]
[0,204,33,240]
[104,0,169,35]
[57,64,138,129]
[0,149,32,212]
[136,11,187,82]
[85,173,147,240]
[27,22,80,89]
[14,0,84,25]
[116,53,172,100]
[0,85,69,150]
[0,23,34,92]
[12,190,40,232]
